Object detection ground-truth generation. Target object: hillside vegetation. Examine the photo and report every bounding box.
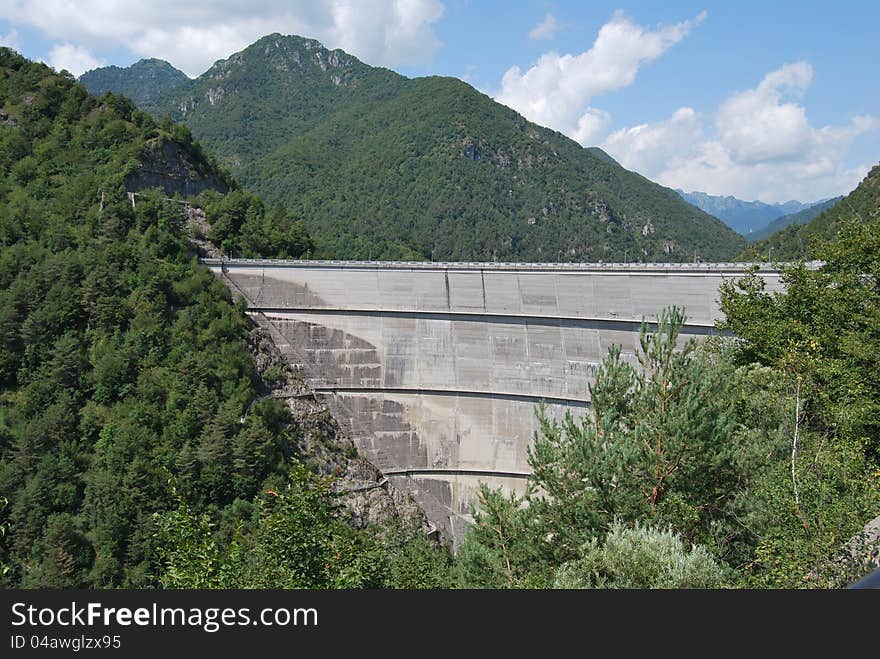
[81,34,746,263]
[454,210,880,587]
[76,58,190,119]
[4,48,877,589]
[0,49,445,588]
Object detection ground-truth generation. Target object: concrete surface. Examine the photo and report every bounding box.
[205,258,785,543]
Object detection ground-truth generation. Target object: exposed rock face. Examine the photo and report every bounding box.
[124,140,229,197]
[848,514,880,566]
[833,514,880,584]
[806,513,880,587]
[183,205,221,258]
[205,87,225,105]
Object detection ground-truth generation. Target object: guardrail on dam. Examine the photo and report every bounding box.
[205,258,784,542]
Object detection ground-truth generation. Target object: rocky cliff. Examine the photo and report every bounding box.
[125,139,229,197]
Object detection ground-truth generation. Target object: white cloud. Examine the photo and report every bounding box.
[1,28,22,51]
[716,61,814,164]
[573,108,613,146]
[497,10,705,145]
[3,0,445,77]
[48,43,106,76]
[529,13,559,41]
[603,107,703,175]
[601,62,879,202]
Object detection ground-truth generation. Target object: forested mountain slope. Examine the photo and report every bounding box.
[0,49,443,588]
[81,34,746,262]
[3,49,877,589]
[73,58,190,119]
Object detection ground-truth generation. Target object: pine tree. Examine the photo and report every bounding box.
[528,306,744,555]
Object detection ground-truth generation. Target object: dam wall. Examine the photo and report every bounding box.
[205,259,784,541]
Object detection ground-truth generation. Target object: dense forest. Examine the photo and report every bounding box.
[0,50,445,588]
[2,49,877,589]
[73,58,190,121]
[81,34,746,263]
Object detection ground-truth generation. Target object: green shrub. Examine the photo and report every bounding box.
[553,522,725,589]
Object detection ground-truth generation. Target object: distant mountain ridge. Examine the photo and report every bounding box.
[79,58,190,118]
[675,189,816,236]
[747,196,843,243]
[81,34,746,262]
[743,164,880,260]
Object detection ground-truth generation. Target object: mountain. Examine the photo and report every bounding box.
[742,164,880,260]
[0,47,290,586]
[675,189,813,237]
[0,48,439,588]
[80,34,746,262]
[79,58,190,117]
[747,196,843,243]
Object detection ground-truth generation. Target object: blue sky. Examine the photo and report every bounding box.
[1,1,878,203]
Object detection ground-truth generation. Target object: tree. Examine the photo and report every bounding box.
[380,521,452,589]
[719,214,880,586]
[454,484,552,588]
[155,466,389,589]
[526,307,754,558]
[0,496,11,579]
[0,53,327,587]
[23,513,93,588]
[456,306,792,586]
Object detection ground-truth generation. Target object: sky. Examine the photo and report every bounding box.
[1,1,878,204]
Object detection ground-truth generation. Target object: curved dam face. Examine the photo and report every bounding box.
[205,259,783,542]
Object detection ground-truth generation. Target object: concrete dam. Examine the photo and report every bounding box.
[206,258,783,541]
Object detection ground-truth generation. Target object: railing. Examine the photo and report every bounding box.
[203,257,812,272]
